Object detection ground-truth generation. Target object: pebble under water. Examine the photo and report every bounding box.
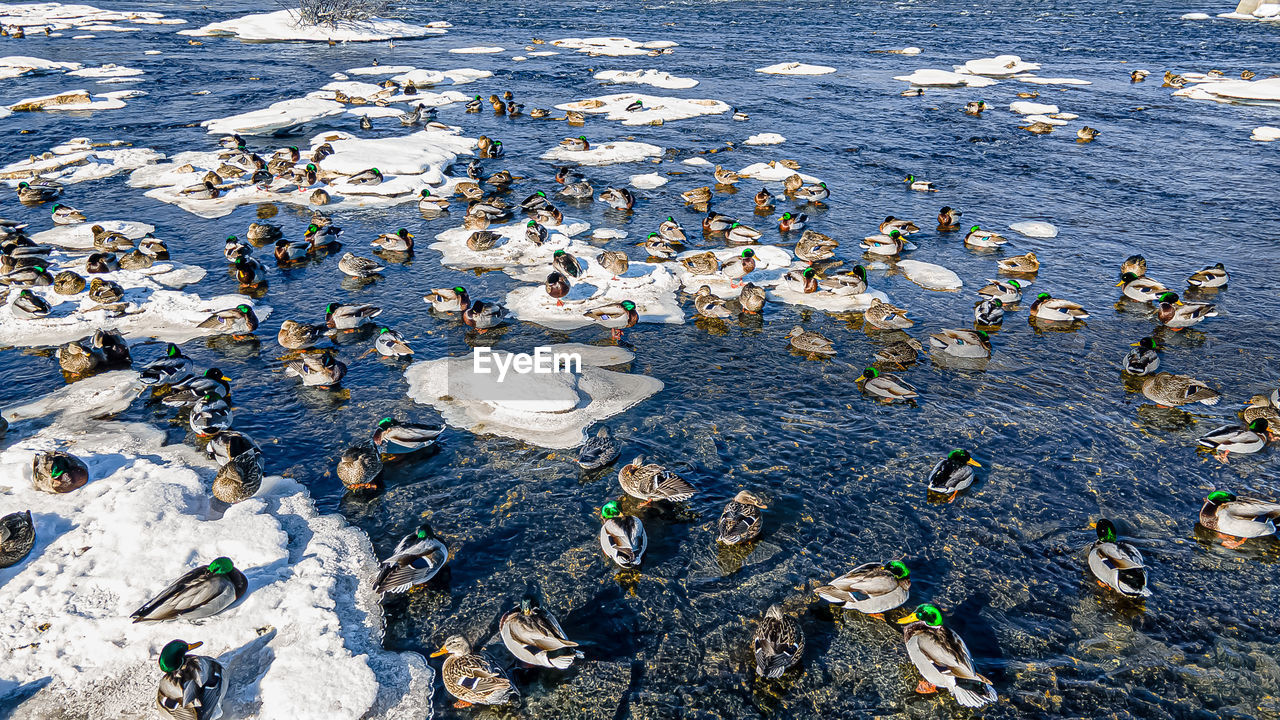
[2,0,1280,717]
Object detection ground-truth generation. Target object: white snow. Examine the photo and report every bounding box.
[955,54,1040,77]
[8,88,127,112]
[897,259,962,290]
[629,172,668,189]
[550,37,677,57]
[1173,77,1280,106]
[67,63,143,78]
[1181,12,1212,18]
[0,388,431,719]
[406,344,662,449]
[896,47,922,55]
[315,130,475,176]
[1009,220,1058,238]
[0,3,184,31]
[0,55,82,80]
[736,161,822,184]
[1251,125,1280,141]
[390,67,492,86]
[428,217,590,273]
[594,69,698,89]
[894,68,998,88]
[1010,101,1060,115]
[744,133,785,146]
[29,219,153,250]
[681,157,712,167]
[201,97,345,136]
[556,92,730,126]
[1023,114,1068,126]
[541,140,663,166]
[767,285,888,312]
[179,9,443,42]
[0,139,163,186]
[448,46,502,54]
[755,62,836,76]
[346,64,416,76]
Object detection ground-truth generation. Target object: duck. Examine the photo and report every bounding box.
[713,165,740,185]
[1187,263,1228,289]
[337,438,382,491]
[154,640,226,720]
[778,212,807,233]
[974,298,1004,326]
[424,287,469,313]
[717,490,767,545]
[754,605,804,679]
[232,256,267,286]
[372,228,414,253]
[463,300,506,332]
[454,181,483,201]
[977,278,1024,304]
[466,95,483,113]
[178,180,220,200]
[578,425,621,471]
[190,393,232,436]
[304,223,343,252]
[347,167,384,185]
[997,252,1038,274]
[418,189,450,214]
[1120,255,1147,278]
[599,501,646,569]
[703,210,737,233]
[49,203,85,225]
[1024,121,1056,134]
[754,187,775,211]
[92,224,134,252]
[897,605,998,708]
[1198,490,1280,548]
[53,270,85,295]
[553,249,582,279]
[1119,337,1160,375]
[372,417,443,455]
[814,561,911,616]
[560,180,594,200]
[819,267,869,295]
[57,340,100,375]
[860,230,906,256]
[86,252,119,273]
[1241,69,1256,80]
[530,107,551,118]
[198,304,259,335]
[693,285,734,319]
[1030,292,1089,322]
[274,237,310,264]
[641,233,679,259]
[857,367,919,403]
[583,300,638,339]
[1,263,52,287]
[875,338,923,368]
[618,456,696,504]
[737,283,766,314]
[204,430,259,467]
[927,449,982,500]
[901,87,924,97]
[432,635,519,708]
[721,248,756,288]
[937,206,962,229]
[787,325,834,355]
[119,249,155,271]
[374,522,448,593]
[521,190,551,211]
[1131,69,1150,82]
[1141,372,1220,407]
[532,205,563,226]
[285,352,346,388]
[725,222,761,245]
[542,272,571,306]
[485,169,514,188]
[266,145,300,175]
[91,328,130,366]
[964,225,1007,248]
[879,216,919,236]
[559,135,589,151]
[794,181,830,203]
[338,251,383,278]
[904,175,936,192]
[1077,126,1100,142]
[131,557,249,622]
[223,236,251,262]
[464,230,500,252]
[1117,272,1167,302]
[500,596,583,669]
[864,298,913,330]
[31,451,89,493]
[0,511,35,569]
[1155,292,1216,330]
[140,343,194,386]
[1198,418,1273,463]
[162,368,231,406]
[1243,394,1280,425]
[929,329,991,359]
[247,222,283,246]
[1087,519,1151,598]
[10,289,52,319]
[659,216,687,242]
[599,251,629,279]
[795,230,838,263]
[16,179,61,203]
[963,100,987,116]
[276,319,327,350]
[374,327,413,357]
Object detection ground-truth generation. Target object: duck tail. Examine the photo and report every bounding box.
[952,679,998,707]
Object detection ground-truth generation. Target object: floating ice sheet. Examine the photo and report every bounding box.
[202,96,345,136]
[755,62,836,75]
[556,92,729,126]
[179,9,443,42]
[630,172,668,188]
[955,54,1040,76]
[541,140,663,166]
[550,37,677,57]
[1009,220,1058,238]
[8,88,127,111]
[594,69,698,89]
[897,259,963,290]
[744,133,785,146]
[893,69,998,88]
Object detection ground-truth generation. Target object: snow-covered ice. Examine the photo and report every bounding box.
[541,140,663,166]
[897,259,963,290]
[894,69,997,88]
[67,63,143,78]
[201,97,345,136]
[737,161,822,184]
[955,54,1040,76]
[1251,126,1280,141]
[8,88,128,112]
[1009,220,1058,238]
[1181,12,1212,18]
[448,45,503,54]
[0,139,163,186]
[681,157,712,167]
[1017,76,1092,85]
[179,9,443,42]
[390,67,492,86]
[594,69,698,89]
[1010,101,1060,115]
[630,172,668,189]
[0,3,184,31]
[744,133,785,146]
[1172,77,1280,106]
[0,55,82,79]
[755,62,836,75]
[551,37,677,57]
[556,92,730,126]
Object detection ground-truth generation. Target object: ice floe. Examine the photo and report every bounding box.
[405,344,663,449]
[1172,77,1280,106]
[556,92,730,126]
[550,37,677,57]
[428,218,590,273]
[67,63,143,78]
[448,45,503,54]
[737,161,822,184]
[1181,12,1212,18]
[29,218,153,250]
[755,62,836,76]
[1009,220,1058,238]
[0,3,184,31]
[541,140,663,166]
[893,69,998,88]
[681,157,712,167]
[594,69,698,89]
[1017,76,1092,85]
[744,133,786,146]
[202,96,345,136]
[630,172,668,189]
[0,399,430,718]
[0,138,163,186]
[897,259,962,290]
[1251,126,1280,141]
[7,88,127,112]
[179,9,443,42]
[955,54,1040,77]
[1010,100,1060,115]
[0,55,82,80]
[389,67,492,86]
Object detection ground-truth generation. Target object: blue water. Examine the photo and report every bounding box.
[3,0,1280,716]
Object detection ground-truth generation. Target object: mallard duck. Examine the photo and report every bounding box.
[521,190,551,211]
[1030,292,1089,321]
[787,325,834,355]
[553,249,582,279]
[583,300,638,339]
[1199,490,1280,548]
[1198,418,1273,463]
[937,206,962,229]
[904,175,936,192]
[57,340,100,375]
[680,251,719,276]
[86,252,119,273]
[1086,519,1150,597]
[11,289,51,319]
[1024,121,1056,134]
[285,352,346,388]
[1131,69,1149,82]
[139,343,193,386]
[974,298,1004,326]
[794,181,830,202]
[1241,69,1256,80]
[963,100,987,116]
[500,596,583,669]
[162,368,231,406]
[1155,292,1215,330]
[1187,263,1228,289]
[929,329,991,359]
[304,223,342,252]
[537,271,570,306]
[374,522,447,593]
[276,319,326,350]
[224,237,248,262]
[619,456,696,504]
[659,217,686,242]
[155,640,226,720]
[897,605,997,708]
[875,338,923,367]
[90,225,132,252]
[738,283,766,314]
[857,367,918,403]
[274,237,309,264]
[725,223,761,245]
[754,605,804,679]
[1118,337,1159,376]
[860,230,906,256]
[532,205,563,226]
[679,186,711,205]
[325,302,380,330]
[732,107,750,121]
[1077,126,1100,142]
[901,87,924,97]
[778,212,807,233]
[754,187,775,211]
[977,278,1024,304]
[50,203,85,225]
[91,328,130,366]
[0,511,34,569]
[418,189,450,215]
[204,430,259,467]
[266,146,300,176]
[370,326,412,357]
[198,304,259,335]
[864,298,913,330]
[694,285,734,319]
[578,426,621,471]
[372,228,414,253]
[347,167,383,185]
[523,220,549,247]
[1,263,52,287]
[815,561,911,615]
[16,179,61,203]
[721,248,756,288]
[486,169,514,188]
[1141,372,1219,407]
[964,226,1007,248]
[717,490,767,545]
[53,270,85,295]
[178,180,220,200]
[119,249,155,271]
[132,557,248,622]
[598,251,629,279]
[190,393,232,436]
[338,252,383,278]
[337,438,382,491]
[880,216,920,236]
[820,267,869,295]
[703,211,736,233]
[465,230,500,252]
[463,300,506,332]
[1117,272,1167,302]
[432,635,519,708]
[641,233,678,259]
[927,449,982,500]
[599,501,646,568]
[1243,394,1280,425]
[795,230,837,263]
[600,187,635,210]
[372,417,442,454]
[1162,71,1186,88]
[1120,255,1146,278]
[531,108,551,118]
[31,450,89,493]
[424,287,469,313]
[994,253,1036,275]
[232,256,266,286]
[554,166,584,185]
[782,267,817,295]
[560,180,594,200]
[713,165,740,186]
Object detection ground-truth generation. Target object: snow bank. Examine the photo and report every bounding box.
[201,97,345,136]
[630,172,668,189]
[0,3,184,31]
[0,55,82,80]
[1009,220,1058,238]
[179,9,443,42]
[744,133,785,146]
[1251,125,1280,141]
[405,344,662,449]
[755,62,836,76]
[595,69,698,89]
[897,259,962,290]
[894,69,997,88]
[556,92,729,126]
[954,54,1039,77]
[8,88,127,112]
[541,140,663,166]
[551,37,677,57]
[0,397,430,719]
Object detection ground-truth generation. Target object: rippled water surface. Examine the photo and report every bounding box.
[3,0,1280,717]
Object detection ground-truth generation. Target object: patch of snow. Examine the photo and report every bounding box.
[767,285,888,312]
[0,55,82,79]
[179,9,443,42]
[737,161,822,184]
[1010,100,1060,115]
[0,140,163,185]
[389,68,492,86]
[528,51,558,57]
[744,133,785,146]
[29,219,152,250]
[556,92,729,126]
[1022,114,1067,126]
[66,63,142,78]
[594,69,698,89]
[681,157,712,167]
[511,56,526,62]
[755,62,836,76]
[1251,125,1280,141]
[448,45,502,54]
[894,68,998,88]
[1009,220,1058,238]
[541,140,663,166]
[0,3,183,31]
[897,259,962,290]
[1173,77,1280,106]
[896,47,922,55]
[1181,11,1211,18]
[202,96,345,136]
[955,54,1040,77]
[551,37,677,57]
[8,88,127,112]
[630,172,668,189]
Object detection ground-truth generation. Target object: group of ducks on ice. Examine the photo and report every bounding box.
[4,82,1280,719]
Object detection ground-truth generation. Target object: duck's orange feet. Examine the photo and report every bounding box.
[453,701,473,708]
[915,680,937,694]
[867,612,885,620]
[1219,534,1247,549]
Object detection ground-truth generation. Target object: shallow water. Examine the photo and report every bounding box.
[3,0,1280,717]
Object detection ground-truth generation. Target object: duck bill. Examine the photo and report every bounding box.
[897,613,920,625]
[186,641,203,651]
[1129,342,1141,347]
[429,647,448,657]
[967,458,982,467]
[1114,280,1125,286]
